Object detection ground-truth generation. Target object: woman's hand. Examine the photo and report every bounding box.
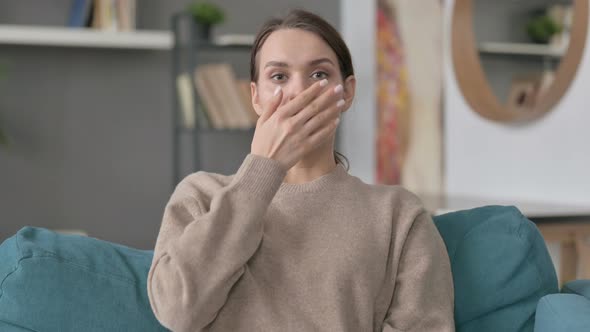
[251,79,345,170]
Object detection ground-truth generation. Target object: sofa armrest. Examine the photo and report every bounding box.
[534,294,590,332]
[562,280,590,299]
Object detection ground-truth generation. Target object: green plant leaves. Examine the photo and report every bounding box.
[526,15,563,44]
[187,2,225,25]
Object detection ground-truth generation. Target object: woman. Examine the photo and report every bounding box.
[148,9,454,332]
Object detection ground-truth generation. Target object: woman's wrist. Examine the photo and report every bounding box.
[231,154,287,201]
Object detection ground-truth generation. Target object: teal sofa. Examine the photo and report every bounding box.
[0,205,589,331]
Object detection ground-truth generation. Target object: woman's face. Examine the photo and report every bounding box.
[251,28,355,114]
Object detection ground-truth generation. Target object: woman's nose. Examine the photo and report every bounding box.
[284,76,310,102]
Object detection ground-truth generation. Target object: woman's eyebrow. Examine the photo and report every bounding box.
[308,58,334,67]
[264,58,335,69]
[264,61,289,69]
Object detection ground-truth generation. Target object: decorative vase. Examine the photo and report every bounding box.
[193,23,212,42]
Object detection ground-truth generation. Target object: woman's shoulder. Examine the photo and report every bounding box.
[346,175,425,210]
[374,184,424,212]
[341,177,427,228]
[342,178,429,233]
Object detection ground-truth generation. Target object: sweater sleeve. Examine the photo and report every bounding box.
[147,154,286,332]
[382,211,455,332]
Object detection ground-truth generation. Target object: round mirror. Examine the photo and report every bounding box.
[452,0,588,124]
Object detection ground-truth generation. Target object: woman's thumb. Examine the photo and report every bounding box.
[260,86,283,122]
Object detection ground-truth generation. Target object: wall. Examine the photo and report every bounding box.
[0,0,340,249]
[340,0,376,183]
[444,0,590,206]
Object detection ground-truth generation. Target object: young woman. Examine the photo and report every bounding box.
[148,9,454,332]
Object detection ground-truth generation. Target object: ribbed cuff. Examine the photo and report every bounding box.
[231,154,287,203]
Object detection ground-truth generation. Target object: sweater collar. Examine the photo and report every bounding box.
[277,164,348,194]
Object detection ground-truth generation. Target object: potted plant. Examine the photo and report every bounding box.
[526,14,562,44]
[187,1,225,41]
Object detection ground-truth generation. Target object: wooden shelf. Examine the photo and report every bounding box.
[0,25,172,50]
[479,42,565,58]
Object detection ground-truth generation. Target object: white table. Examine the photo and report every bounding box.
[421,194,590,285]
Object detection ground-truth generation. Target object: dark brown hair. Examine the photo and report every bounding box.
[250,9,353,170]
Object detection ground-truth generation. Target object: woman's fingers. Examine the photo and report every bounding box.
[279,79,329,117]
[300,98,344,137]
[302,116,340,155]
[259,86,284,123]
[291,83,344,127]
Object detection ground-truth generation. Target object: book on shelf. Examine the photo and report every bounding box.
[67,0,93,27]
[194,66,226,129]
[199,64,241,128]
[211,63,255,129]
[70,0,136,31]
[116,0,136,31]
[547,4,573,50]
[192,63,257,130]
[176,73,197,129]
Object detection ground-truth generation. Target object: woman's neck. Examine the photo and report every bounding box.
[283,141,337,185]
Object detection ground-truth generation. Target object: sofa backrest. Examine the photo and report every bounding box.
[0,226,168,332]
[0,205,558,332]
[433,205,559,332]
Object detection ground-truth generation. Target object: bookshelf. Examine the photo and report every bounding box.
[0,25,172,50]
[478,42,565,58]
[171,12,255,188]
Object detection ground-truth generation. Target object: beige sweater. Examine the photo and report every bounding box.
[148,154,454,332]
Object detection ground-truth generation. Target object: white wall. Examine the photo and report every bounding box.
[443,0,590,206]
[338,0,590,204]
[340,0,376,184]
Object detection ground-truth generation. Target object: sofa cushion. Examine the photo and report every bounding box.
[0,226,168,332]
[433,205,559,332]
[534,294,590,332]
[562,280,590,299]
[0,321,34,332]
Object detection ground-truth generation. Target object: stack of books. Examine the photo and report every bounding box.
[67,0,136,31]
[176,63,258,130]
[547,4,573,50]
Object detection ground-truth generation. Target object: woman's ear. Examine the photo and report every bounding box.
[250,82,264,116]
[342,75,356,112]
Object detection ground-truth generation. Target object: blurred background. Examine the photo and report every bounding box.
[0,0,340,249]
[0,0,588,282]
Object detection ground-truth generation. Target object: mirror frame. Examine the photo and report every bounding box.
[452,0,589,123]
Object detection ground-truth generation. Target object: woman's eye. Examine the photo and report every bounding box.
[271,73,286,81]
[311,71,328,79]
